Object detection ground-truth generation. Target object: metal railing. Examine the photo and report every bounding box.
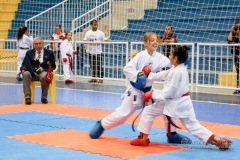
[25,0,106,40]
[0,39,238,91]
[72,0,111,41]
[131,42,195,91]
[196,43,240,90]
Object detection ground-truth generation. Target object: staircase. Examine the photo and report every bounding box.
[0,0,20,39]
[110,0,240,43]
[7,0,63,39]
[109,0,239,86]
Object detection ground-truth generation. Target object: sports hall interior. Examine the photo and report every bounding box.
[0,0,239,160]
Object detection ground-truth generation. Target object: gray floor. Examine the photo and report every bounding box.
[1,76,239,105]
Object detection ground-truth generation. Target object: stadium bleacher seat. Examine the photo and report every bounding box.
[8,0,63,39]
[110,1,240,43]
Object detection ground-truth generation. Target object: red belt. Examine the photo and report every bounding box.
[182,92,189,97]
[166,115,182,136]
[67,54,72,71]
[166,92,189,136]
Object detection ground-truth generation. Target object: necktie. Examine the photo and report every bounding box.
[37,51,41,61]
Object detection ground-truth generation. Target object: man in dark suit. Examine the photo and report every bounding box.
[21,37,56,105]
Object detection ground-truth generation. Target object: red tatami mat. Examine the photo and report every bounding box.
[8,130,185,159]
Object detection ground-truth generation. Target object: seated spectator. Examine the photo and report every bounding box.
[161,24,177,57]
[227,19,240,95]
[21,37,56,105]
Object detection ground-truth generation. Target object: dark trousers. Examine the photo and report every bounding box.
[23,71,49,99]
[163,45,175,58]
[234,55,240,87]
[89,54,103,78]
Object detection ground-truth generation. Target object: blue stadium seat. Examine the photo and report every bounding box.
[8,0,109,40]
[110,0,240,43]
[8,0,63,39]
[144,7,240,19]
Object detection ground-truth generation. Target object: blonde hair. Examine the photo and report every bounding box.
[143,32,162,47]
[130,50,140,59]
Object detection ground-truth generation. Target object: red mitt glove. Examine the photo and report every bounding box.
[73,50,78,55]
[63,58,67,62]
[143,90,153,102]
[142,66,151,77]
[59,35,65,41]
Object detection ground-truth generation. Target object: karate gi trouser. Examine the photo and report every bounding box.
[62,57,73,80]
[101,88,177,134]
[138,101,213,143]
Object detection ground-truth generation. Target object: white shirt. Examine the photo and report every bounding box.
[17,34,33,50]
[151,63,195,118]
[83,29,106,54]
[35,49,44,64]
[60,39,74,58]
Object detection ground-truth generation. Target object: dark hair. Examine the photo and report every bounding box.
[90,19,98,25]
[17,26,28,40]
[56,24,62,29]
[172,45,190,64]
[234,19,240,24]
[166,24,173,30]
[55,24,62,32]
[65,31,72,38]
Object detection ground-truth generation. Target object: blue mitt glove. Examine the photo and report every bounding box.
[130,72,147,90]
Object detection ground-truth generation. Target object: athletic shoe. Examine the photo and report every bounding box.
[88,79,97,83]
[97,80,103,84]
[25,98,31,105]
[232,90,240,95]
[65,79,73,84]
[41,98,48,104]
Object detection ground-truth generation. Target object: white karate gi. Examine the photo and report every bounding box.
[101,50,177,133]
[138,63,213,143]
[17,34,33,73]
[60,39,74,80]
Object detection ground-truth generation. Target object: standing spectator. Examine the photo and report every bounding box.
[162,24,177,58]
[60,31,78,84]
[83,20,107,84]
[228,20,240,95]
[50,24,65,61]
[16,26,33,81]
[21,37,56,105]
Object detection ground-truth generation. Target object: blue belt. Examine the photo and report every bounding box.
[19,47,29,50]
